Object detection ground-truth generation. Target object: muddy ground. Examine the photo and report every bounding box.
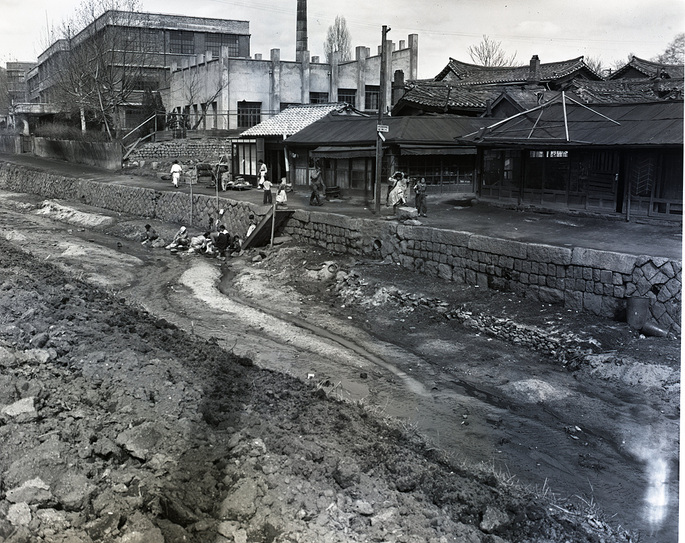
[0,191,679,542]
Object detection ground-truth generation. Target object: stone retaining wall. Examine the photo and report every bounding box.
[0,162,259,242]
[0,160,680,334]
[126,139,232,163]
[283,210,682,334]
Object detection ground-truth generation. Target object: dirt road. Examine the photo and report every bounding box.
[0,190,679,542]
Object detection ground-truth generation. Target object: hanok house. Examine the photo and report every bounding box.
[235,103,363,186]
[392,55,603,117]
[283,113,490,198]
[463,92,683,220]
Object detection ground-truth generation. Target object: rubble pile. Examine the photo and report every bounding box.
[0,240,629,542]
[335,270,601,369]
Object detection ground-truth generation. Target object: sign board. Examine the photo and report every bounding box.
[376,124,389,132]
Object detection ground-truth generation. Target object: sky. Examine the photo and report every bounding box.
[1,0,683,79]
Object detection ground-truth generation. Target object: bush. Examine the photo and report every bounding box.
[34,124,112,143]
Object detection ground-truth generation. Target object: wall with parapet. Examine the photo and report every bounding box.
[32,138,122,170]
[0,135,21,154]
[0,160,679,334]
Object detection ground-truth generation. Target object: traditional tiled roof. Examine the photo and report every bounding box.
[608,56,685,80]
[240,103,361,137]
[394,82,504,112]
[569,78,684,104]
[434,56,602,85]
[392,83,553,116]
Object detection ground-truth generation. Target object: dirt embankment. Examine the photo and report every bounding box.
[0,237,640,543]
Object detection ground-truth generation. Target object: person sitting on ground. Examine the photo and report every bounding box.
[276,180,288,207]
[229,234,243,256]
[246,214,257,238]
[188,232,211,254]
[165,226,189,250]
[141,224,159,245]
[214,225,230,258]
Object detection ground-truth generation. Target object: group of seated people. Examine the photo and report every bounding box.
[145,223,242,259]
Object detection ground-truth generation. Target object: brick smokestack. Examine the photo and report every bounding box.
[528,54,541,83]
[296,0,308,62]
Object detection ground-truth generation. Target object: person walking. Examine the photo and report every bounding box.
[414,177,428,217]
[170,160,183,188]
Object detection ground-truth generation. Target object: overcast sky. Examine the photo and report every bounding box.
[1,0,683,78]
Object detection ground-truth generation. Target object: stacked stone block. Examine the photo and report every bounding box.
[283,210,681,334]
[127,139,232,163]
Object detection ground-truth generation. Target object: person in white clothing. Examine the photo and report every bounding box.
[257,160,267,188]
[170,160,183,188]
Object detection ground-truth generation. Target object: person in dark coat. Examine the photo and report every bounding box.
[214,224,230,258]
[414,177,428,217]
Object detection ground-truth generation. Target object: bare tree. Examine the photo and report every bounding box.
[324,15,352,64]
[49,0,153,138]
[653,33,685,65]
[178,64,227,130]
[583,55,604,76]
[467,35,517,67]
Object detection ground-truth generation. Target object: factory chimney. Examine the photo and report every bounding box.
[296,0,308,62]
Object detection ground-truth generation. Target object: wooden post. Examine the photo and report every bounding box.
[270,202,276,247]
[374,25,390,214]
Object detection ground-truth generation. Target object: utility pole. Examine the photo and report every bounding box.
[374,25,390,214]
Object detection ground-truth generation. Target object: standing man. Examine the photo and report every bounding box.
[257,160,268,188]
[170,160,183,188]
[414,177,427,217]
[262,177,273,204]
[309,164,324,206]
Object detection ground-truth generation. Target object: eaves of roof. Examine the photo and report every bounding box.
[609,56,685,80]
[240,103,360,137]
[434,56,601,86]
[465,100,684,146]
[285,114,490,146]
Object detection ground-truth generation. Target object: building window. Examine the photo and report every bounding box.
[365,85,380,110]
[310,92,329,104]
[280,102,299,111]
[170,31,194,55]
[130,78,159,92]
[206,33,239,57]
[237,101,261,128]
[337,88,356,105]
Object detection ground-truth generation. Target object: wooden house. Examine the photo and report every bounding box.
[284,113,490,198]
[462,93,683,220]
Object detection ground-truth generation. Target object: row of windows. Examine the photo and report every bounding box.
[285,87,380,110]
[169,31,240,56]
